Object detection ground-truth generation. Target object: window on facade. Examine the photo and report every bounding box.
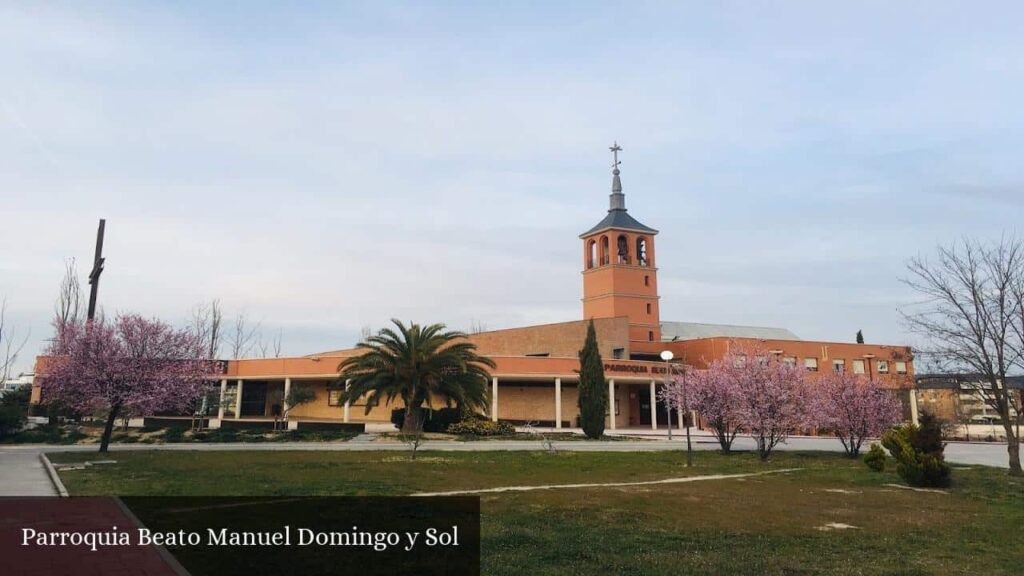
[328,389,344,406]
[612,348,624,359]
[755,356,768,366]
[600,236,610,265]
[644,275,650,286]
[878,360,889,374]
[734,355,748,368]
[833,359,845,373]
[646,303,652,314]
[636,237,648,266]
[783,356,797,366]
[587,240,597,269]
[648,330,654,342]
[804,358,818,372]
[895,361,907,374]
[852,359,865,374]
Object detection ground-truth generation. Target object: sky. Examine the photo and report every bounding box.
[2,2,1023,373]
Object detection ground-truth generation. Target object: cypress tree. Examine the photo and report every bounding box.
[577,319,608,439]
[856,329,865,344]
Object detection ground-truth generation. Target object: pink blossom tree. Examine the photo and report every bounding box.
[662,361,744,453]
[39,314,215,452]
[662,343,821,460]
[733,348,819,459]
[816,371,903,457]
[729,344,820,460]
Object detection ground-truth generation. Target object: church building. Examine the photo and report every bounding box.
[200,145,918,430]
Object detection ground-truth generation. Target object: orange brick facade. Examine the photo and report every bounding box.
[32,152,917,429]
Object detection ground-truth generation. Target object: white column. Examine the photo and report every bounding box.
[554,378,562,429]
[491,377,499,422]
[909,389,919,426]
[283,378,292,415]
[608,379,616,430]
[677,407,685,431]
[234,380,244,420]
[343,379,351,423]
[217,379,227,419]
[649,380,657,430]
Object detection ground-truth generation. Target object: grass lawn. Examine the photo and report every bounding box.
[49,450,1024,575]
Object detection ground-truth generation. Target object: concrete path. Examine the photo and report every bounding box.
[0,433,1017,496]
[412,468,802,497]
[0,448,57,496]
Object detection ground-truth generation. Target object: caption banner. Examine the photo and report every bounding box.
[1,496,481,576]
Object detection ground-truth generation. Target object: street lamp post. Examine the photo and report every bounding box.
[661,350,692,466]
[660,350,674,441]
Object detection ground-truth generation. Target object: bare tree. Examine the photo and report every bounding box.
[469,318,488,334]
[903,237,1024,475]
[190,298,223,360]
[55,258,82,328]
[0,297,30,382]
[271,328,283,358]
[227,311,261,360]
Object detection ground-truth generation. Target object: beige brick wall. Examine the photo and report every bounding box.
[468,317,630,359]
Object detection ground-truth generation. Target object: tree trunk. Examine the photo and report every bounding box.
[402,404,422,434]
[99,403,121,453]
[1004,423,1022,476]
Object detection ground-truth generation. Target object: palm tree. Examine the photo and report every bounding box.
[335,319,496,433]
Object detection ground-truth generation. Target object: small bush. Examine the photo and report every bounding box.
[162,428,184,443]
[391,407,475,432]
[863,443,887,472]
[0,386,30,439]
[881,412,951,487]
[0,405,26,439]
[447,419,515,436]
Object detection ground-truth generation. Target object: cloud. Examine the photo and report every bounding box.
[4,2,1024,371]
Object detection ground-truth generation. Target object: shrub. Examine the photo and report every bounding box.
[881,412,951,487]
[863,443,887,472]
[0,405,26,439]
[390,407,473,433]
[447,419,515,436]
[0,386,30,439]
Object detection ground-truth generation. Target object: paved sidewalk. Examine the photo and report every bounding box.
[0,448,57,496]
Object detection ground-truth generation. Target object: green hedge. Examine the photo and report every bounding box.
[390,407,467,432]
[447,419,515,436]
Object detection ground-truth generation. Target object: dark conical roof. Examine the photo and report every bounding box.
[579,158,657,237]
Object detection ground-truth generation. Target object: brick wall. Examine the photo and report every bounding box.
[467,317,631,359]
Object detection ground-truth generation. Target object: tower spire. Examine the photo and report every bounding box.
[609,141,625,211]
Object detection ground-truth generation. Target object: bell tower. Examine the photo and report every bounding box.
[580,142,661,344]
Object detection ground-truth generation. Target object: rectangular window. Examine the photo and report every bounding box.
[804,358,818,372]
[755,356,768,366]
[328,389,344,406]
[734,355,748,368]
[832,359,845,373]
[648,330,654,341]
[612,348,624,359]
[644,275,650,286]
[646,303,652,314]
[895,361,907,374]
[852,359,865,374]
[878,360,889,374]
[783,356,797,367]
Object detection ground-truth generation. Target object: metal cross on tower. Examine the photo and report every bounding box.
[86,219,106,321]
[609,141,622,170]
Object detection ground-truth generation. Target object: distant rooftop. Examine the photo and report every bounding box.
[660,321,800,342]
